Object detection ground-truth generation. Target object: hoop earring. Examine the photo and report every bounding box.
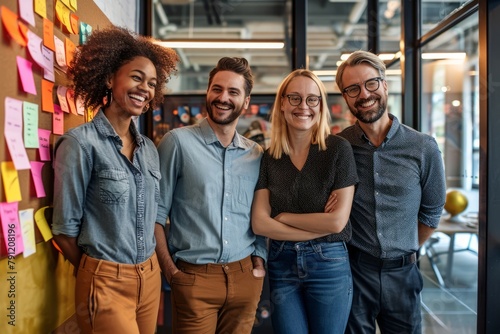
[142,103,150,114]
[104,89,113,107]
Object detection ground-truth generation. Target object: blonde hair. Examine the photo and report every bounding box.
[269,69,331,159]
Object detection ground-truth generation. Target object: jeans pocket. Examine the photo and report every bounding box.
[316,242,348,261]
[268,241,285,261]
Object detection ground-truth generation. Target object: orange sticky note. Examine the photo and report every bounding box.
[66,88,77,115]
[41,79,55,113]
[0,162,22,203]
[18,21,28,43]
[1,6,27,46]
[65,37,75,67]
[70,13,79,35]
[43,18,55,50]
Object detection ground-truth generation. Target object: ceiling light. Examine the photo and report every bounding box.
[421,52,466,60]
[313,69,402,78]
[340,52,466,62]
[154,39,285,49]
[340,53,397,61]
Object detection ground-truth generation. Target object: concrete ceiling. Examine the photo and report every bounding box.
[151,0,470,93]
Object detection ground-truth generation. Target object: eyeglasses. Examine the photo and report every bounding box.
[342,77,384,98]
[285,94,321,107]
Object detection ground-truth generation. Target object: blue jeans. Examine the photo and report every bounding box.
[267,240,352,334]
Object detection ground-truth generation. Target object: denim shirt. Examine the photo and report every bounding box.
[338,114,446,258]
[156,118,267,264]
[52,110,161,264]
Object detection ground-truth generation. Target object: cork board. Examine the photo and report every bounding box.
[0,0,113,257]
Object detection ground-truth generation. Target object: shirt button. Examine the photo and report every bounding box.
[139,237,143,241]
[224,240,228,244]
[224,217,228,221]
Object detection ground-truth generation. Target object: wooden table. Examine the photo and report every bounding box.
[424,215,478,287]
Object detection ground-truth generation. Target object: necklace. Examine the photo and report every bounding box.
[124,138,136,148]
[121,133,136,149]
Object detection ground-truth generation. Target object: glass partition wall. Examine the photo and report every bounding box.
[419,9,478,333]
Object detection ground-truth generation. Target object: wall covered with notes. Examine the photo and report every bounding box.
[0,1,115,333]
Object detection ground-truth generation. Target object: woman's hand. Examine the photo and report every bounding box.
[324,192,338,213]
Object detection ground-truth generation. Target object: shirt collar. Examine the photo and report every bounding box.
[353,113,399,144]
[93,109,143,145]
[199,117,249,149]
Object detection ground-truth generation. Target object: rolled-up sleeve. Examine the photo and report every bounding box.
[52,135,91,237]
[418,136,447,228]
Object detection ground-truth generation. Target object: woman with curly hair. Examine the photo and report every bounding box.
[51,26,179,334]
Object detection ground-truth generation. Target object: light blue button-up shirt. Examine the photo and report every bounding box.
[52,110,161,264]
[156,118,267,264]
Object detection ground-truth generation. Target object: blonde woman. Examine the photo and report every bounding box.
[252,69,358,334]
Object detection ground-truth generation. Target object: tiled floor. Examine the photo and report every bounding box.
[419,232,478,334]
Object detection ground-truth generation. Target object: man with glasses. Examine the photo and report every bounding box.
[336,50,446,334]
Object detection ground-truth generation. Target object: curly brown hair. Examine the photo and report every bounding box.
[67,26,179,113]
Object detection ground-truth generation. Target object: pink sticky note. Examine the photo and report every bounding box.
[53,104,64,135]
[18,0,36,27]
[56,85,69,112]
[27,30,46,69]
[0,202,25,256]
[16,56,37,95]
[30,161,46,198]
[38,128,52,161]
[4,97,31,170]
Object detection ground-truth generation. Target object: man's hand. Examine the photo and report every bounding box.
[251,256,266,278]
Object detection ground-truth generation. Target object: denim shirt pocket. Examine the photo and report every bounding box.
[149,169,161,203]
[98,168,129,204]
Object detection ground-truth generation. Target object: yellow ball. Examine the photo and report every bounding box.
[444,190,468,216]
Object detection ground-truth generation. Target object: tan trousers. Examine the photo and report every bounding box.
[75,253,161,334]
[171,255,264,334]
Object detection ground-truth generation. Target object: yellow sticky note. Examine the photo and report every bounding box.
[34,0,47,18]
[34,206,53,241]
[0,161,22,203]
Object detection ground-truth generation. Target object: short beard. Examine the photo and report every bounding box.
[350,97,386,124]
[206,101,244,125]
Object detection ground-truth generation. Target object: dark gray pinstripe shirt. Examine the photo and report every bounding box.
[338,114,446,258]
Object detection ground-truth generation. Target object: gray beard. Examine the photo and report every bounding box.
[350,99,386,124]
